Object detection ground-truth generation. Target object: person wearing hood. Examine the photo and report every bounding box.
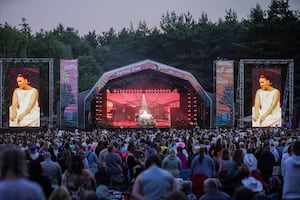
[282,140,300,200]
[162,149,182,178]
[243,148,258,173]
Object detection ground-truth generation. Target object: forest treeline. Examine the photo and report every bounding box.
[0,0,300,111]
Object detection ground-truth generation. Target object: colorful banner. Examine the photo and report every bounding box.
[60,59,78,127]
[216,60,234,127]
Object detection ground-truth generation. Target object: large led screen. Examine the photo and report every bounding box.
[106,89,180,128]
[252,68,282,127]
[9,67,40,127]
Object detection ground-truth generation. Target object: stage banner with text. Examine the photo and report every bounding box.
[216,60,234,127]
[60,59,78,127]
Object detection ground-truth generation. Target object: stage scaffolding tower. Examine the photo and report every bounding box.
[237,59,294,128]
[0,58,54,128]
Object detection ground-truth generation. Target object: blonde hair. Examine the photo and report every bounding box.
[49,186,71,200]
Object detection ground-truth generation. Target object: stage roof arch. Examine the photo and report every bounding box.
[82,59,212,128]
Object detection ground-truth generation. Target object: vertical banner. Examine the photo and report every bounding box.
[60,59,78,127]
[252,68,282,127]
[216,60,234,127]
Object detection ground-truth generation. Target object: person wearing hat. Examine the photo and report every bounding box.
[243,148,258,173]
[176,146,188,170]
[241,176,264,194]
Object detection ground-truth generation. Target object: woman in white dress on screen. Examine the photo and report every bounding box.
[252,74,281,127]
[9,73,40,127]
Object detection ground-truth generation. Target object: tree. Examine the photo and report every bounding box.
[249,4,266,23]
[78,55,104,92]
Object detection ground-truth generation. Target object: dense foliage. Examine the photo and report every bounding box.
[1,0,299,116]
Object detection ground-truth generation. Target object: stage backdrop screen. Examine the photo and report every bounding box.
[216,60,234,127]
[106,89,180,128]
[252,68,282,127]
[9,67,40,127]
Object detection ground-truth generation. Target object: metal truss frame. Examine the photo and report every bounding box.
[237,59,294,128]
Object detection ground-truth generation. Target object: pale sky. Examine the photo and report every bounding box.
[1,0,299,36]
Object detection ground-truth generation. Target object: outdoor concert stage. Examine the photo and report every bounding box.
[80,60,212,129]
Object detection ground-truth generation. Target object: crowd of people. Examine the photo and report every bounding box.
[0,126,299,200]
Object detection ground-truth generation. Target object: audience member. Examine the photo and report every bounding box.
[95,185,112,200]
[28,159,53,198]
[200,178,230,200]
[162,149,182,178]
[282,140,300,200]
[84,144,99,175]
[132,154,179,200]
[0,126,299,200]
[234,186,256,200]
[49,186,71,200]
[0,145,46,200]
[40,151,62,188]
[190,146,216,178]
[62,155,96,200]
[104,144,124,186]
